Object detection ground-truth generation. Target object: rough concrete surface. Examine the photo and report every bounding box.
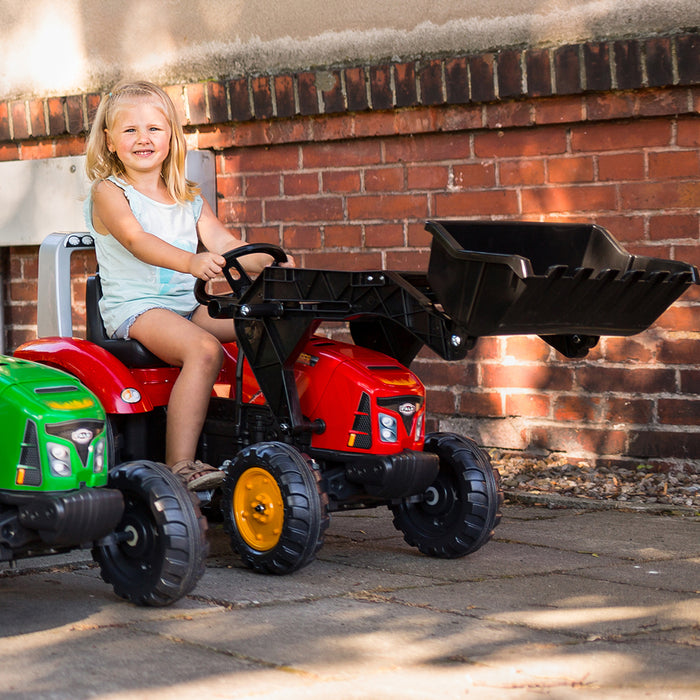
[1,502,698,699]
[2,0,700,98]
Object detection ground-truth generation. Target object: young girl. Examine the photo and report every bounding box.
[84,80,294,491]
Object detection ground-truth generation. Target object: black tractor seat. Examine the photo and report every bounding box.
[85,274,169,368]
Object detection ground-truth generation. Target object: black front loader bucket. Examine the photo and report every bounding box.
[426,220,698,355]
[212,220,697,433]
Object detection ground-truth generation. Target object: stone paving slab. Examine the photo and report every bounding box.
[1,503,698,699]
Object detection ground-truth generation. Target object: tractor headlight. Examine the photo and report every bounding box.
[415,412,424,440]
[47,442,72,477]
[378,413,398,443]
[93,437,106,473]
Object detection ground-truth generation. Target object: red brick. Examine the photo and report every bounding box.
[221,199,262,224]
[11,101,28,139]
[434,189,520,217]
[303,140,381,168]
[485,101,533,129]
[207,81,228,123]
[445,57,469,104]
[586,92,637,121]
[347,193,428,221]
[459,391,504,417]
[322,170,361,193]
[419,59,445,105]
[570,120,671,152]
[245,226,281,245]
[677,117,700,147]
[469,54,496,103]
[426,388,458,414]
[297,72,319,115]
[186,83,207,124]
[658,398,700,425]
[394,63,417,107]
[28,99,46,137]
[324,224,362,248]
[20,141,54,159]
[648,214,698,241]
[414,359,477,387]
[680,368,700,394]
[385,249,429,271]
[304,250,383,270]
[636,88,691,118]
[433,104,483,132]
[525,48,553,97]
[217,174,243,198]
[594,215,645,243]
[474,126,567,158]
[365,223,404,248]
[576,366,676,394]
[654,304,700,333]
[164,85,186,125]
[497,49,524,99]
[246,174,280,197]
[345,67,368,112]
[648,151,700,180]
[0,102,10,141]
[597,153,645,182]
[504,336,551,362]
[658,338,700,365]
[505,393,550,418]
[229,77,253,122]
[320,70,345,113]
[228,144,299,173]
[619,181,700,211]
[547,156,595,183]
[629,429,700,460]
[452,162,496,188]
[283,172,319,196]
[604,397,653,424]
[353,111,398,138]
[553,395,602,422]
[553,44,581,95]
[266,196,344,223]
[534,95,585,124]
[481,364,573,390]
[384,132,472,164]
[365,166,405,192]
[601,336,657,363]
[369,65,393,111]
[407,221,433,247]
[282,225,322,250]
[499,159,545,186]
[407,165,449,190]
[197,126,236,151]
[521,184,617,215]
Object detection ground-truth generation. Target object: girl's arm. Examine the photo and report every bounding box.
[92,180,224,280]
[196,198,295,271]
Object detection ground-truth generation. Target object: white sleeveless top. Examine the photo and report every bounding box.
[84,176,203,337]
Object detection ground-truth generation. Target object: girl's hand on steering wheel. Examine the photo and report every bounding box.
[189,251,226,280]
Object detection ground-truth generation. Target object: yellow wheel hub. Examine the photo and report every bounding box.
[233,467,284,551]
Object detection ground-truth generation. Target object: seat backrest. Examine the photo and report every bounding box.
[85,274,168,368]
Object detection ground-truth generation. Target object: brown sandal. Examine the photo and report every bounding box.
[171,459,225,492]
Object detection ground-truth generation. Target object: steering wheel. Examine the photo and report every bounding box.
[194,243,288,308]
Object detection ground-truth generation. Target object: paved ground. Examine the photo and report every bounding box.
[1,501,699,699]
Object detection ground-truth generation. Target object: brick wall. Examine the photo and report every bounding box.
[1,31,698,469]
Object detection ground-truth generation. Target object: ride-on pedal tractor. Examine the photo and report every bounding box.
[15,221,699,575]
[0,353,208,605]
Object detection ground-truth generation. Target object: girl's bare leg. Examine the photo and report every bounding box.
[129,308,234,465]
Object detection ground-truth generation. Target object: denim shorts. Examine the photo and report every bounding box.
[112,306,197,340]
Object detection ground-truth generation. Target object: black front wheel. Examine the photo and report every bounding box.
[222,442,329,575]
[93,461,208,606]
[390,433,503,558]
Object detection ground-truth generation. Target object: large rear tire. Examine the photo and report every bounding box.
[93,461,208,606]
[390,433,503,558]
[222,442,329,575]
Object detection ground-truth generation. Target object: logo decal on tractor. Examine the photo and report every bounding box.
[399,402,416,416]
[71,428,94,444]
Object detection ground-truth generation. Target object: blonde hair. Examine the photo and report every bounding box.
[85,80,199,203]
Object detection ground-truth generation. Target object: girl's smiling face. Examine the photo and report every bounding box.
[105,97,172,177]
